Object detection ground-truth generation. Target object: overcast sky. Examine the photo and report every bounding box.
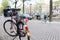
[0,0,59,7]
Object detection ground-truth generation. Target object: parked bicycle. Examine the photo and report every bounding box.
[3,7,30,40]
[3,0,30,40]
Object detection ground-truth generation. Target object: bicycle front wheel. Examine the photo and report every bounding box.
[27,36,30,40]
[26,32,30,40]
[3,20,17,37]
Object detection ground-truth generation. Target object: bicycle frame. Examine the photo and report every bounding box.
[3,0,30,39]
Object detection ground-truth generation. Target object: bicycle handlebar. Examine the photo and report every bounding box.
[4,8,21,12]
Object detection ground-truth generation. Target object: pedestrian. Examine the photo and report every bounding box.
[44,15,47,22]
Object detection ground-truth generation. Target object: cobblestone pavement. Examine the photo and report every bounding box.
[28,20,60,40]
[0,16,60,40]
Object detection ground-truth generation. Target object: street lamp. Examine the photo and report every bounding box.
[30,4,32,15]
[15,0,17,8]
[23,0,24,14]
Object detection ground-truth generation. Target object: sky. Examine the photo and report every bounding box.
[0,0,59,7]
[0,0,2,7]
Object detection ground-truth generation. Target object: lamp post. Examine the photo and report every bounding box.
[15,0,17,8]
[30,4,32,15]
[23,0,24,13]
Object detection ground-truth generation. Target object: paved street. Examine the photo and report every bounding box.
[0,15,60,40]
[28,20,60,40]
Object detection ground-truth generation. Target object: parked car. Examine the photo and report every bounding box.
[20,13,33,20]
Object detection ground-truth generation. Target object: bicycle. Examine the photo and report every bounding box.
[3,8,30,40]
[3,3,30,40]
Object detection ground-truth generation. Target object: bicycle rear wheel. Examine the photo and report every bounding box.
[3,20,17,37]
[17,22,30,40]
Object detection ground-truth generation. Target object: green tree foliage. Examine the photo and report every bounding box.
[2,0,9,8]
[34,3,41,13]
[34,3,47,13]
[0,0,9,13]
[0,7,3,13]
[53,0,60,9]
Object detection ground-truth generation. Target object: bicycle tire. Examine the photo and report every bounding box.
[3,20,17,37]
[17,21,30,40]
[17,21,24,40]
[17,21,24,30]
[17,21,25,36]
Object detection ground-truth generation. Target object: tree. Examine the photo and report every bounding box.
[34,3,48,13]
[0,0,9,13]
[49,0,53,21]
[0,7,3,13]
[53,0,60,10]
[2,0,9,8]
[34,3,41,13]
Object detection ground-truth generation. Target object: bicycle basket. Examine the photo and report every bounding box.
[3,8,21,17]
